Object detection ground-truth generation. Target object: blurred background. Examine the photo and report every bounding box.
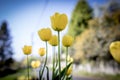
[0,0,120,80]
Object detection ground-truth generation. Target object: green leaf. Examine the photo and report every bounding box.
[55,67,59,75]
[52,67,59,80]
[54,62,73,80]
[39,67,43,80]
[67,75,73,80]
[45,66,49,80]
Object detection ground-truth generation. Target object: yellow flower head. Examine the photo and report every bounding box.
[66,66,72,76]
[62,35,73,47]
[49,35,58,46]
[38,28,52,41]
[109,41,120,63]
[67,55,74,63]
[31,60,41,68]
[22,45,32,55]
[50,12,68,31]
[38,48,46,56]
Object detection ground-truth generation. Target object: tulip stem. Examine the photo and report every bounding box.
[63,47,68,79]
[58,31,61,80]
[66,47,68,79]
[27,55,29,80]
[41,41,48,79]
[52,47,55,80]
[66,47,68,68]
[35,69,37,80]
[55,47,58,68]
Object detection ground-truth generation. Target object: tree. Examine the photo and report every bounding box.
[0,21,13,61]
[102,0,120,26]
[72,0,120,68]
[68,0,93,37]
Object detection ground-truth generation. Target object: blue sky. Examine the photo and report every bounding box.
[0,0,108,61]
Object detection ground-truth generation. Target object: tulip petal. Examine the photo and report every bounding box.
[62,35,73,47]
[22,45,32,55]
[50,12,68,31]
[38,28,52,41]
[59,14,68,30]
[109,41,120,63]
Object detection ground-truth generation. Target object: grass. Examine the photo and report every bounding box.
[0,69,34,80]
[101,74,120,80]
[1,68,120,80]
[0,74,19,80]
[73,70,120,80]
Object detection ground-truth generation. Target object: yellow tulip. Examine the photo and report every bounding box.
[67,55,74,63]
[62,35,73,47]
[38,28,52,41]
[66,66,72,76]
[50,12,68,31]
[22,45,32,55]
[49,35,58,46]
[109,41,120,63]
[31,60,41,68]
[38,48,46,56]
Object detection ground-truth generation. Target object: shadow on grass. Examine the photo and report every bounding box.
[0,69,28,80]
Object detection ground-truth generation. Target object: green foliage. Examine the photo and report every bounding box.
[68,0,93,37]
